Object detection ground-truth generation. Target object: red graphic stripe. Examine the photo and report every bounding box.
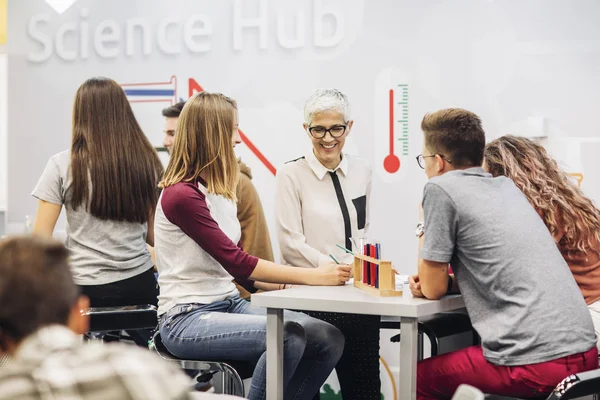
[188,78,204,97]
[239,130,277,176]
[121,76,176,87]
[129,99,173,104]
[121,76,177,105]
[188,78,276,176]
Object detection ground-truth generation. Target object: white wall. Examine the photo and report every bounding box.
[7,0,600,265]
[0,50,6,234]
[6,1,600,397]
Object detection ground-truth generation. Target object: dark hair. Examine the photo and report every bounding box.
[162,101,186,118]
[70,77,164,223]
[0,236,79,343]
[421,108,485,168]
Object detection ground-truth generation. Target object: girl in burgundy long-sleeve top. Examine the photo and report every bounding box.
[154,92,350,400]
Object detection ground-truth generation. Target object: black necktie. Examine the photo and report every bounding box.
[329,171,352,251]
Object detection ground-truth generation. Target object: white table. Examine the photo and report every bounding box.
[251,283,465,400]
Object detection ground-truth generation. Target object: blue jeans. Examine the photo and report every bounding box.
[159,296,345,400]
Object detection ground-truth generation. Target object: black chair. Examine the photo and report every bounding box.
[82,304,158,346]
[84,305,158,331]
[485,368,600,400]
[149,331,254,397]
[547,369,600,399]
[383,312,479,360]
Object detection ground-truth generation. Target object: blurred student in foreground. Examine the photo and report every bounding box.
[0,235,195,400]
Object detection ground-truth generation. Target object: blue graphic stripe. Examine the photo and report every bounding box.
[124,89,174,96]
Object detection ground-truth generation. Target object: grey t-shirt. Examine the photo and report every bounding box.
[32,150,154,285]
[421,167,596,366]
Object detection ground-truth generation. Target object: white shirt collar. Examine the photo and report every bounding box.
[305,150,348,180]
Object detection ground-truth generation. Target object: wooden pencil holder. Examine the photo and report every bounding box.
[353,253,403,297]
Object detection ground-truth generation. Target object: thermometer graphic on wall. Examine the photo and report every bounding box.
[384,89,401,173]
[375,69,410,181]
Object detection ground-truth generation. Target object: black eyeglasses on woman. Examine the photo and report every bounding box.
[307,124,347,139]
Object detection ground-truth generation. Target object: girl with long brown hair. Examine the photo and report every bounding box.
[484,135,600,349]
[32,77,163,335]
[154,91,350,400]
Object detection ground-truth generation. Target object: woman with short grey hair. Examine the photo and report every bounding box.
[276,88,381,399]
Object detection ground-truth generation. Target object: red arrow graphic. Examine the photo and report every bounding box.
[189,78,277,176]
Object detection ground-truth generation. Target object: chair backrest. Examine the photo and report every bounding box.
[546,369,600,399]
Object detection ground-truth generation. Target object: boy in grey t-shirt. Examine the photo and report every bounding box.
[411,108,597,399]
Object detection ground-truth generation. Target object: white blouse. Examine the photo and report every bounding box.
[275,150,372,268]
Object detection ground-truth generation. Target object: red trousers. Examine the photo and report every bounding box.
[417,345,598,399]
